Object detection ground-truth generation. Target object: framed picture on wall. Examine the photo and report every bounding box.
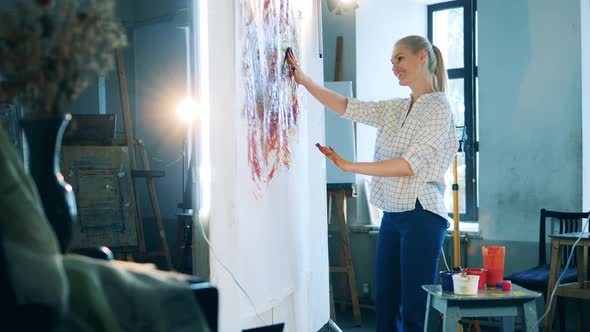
[0,103,23,159]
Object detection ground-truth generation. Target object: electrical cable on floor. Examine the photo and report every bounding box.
[529,218,589,332]
[196,219,268,326]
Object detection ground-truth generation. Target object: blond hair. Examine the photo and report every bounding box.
[396,35,447,92]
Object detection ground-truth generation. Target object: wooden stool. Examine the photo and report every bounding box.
[423,284,541,332]
[327,183,361,326]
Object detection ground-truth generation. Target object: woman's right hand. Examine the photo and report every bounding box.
[286,48,348,115]
[287,49,308,85]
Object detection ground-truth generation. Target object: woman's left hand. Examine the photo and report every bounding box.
[315,143,354,172]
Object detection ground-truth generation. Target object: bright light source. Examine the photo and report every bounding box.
[327,0,359,15]
[176,98,199,122]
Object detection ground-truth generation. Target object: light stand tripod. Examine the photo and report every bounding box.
[174,98,198,273]
[453,126,467,269]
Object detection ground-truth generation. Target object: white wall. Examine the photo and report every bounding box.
[356,1,426,102]
[478,0,583,241]
[321,0,357,94]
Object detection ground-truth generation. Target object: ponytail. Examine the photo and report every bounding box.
[432,45,447,93]
[395,35,448,93]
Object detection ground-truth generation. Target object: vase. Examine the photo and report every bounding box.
[21,113,78,253]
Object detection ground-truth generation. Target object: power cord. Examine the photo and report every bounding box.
[441,246,451,272]
[134,138,184,168]
[196,217,268,326]
[136,140,266,325]
[529,217,590,332]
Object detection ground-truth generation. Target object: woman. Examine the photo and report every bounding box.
[287,35,458,332]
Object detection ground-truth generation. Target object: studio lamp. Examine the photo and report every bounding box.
[177,97,200,122]
[327,0,359,15]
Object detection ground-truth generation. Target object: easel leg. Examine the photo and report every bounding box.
[335,190,361,326]
[137,141,173,270]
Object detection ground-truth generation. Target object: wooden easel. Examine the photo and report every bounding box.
[114,49,173,270]
[327,183,361,326]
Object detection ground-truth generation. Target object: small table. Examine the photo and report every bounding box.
[422,284,541,332]
[544,232,590,332]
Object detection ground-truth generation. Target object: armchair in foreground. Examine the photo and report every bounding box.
[0,126,218,332]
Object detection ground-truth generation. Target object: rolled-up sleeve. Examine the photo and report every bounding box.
[343,98,405,128]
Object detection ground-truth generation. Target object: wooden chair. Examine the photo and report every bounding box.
[544,232,590,332]
[505,209,589,331]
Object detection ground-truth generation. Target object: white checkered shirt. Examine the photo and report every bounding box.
[343,92,458,218]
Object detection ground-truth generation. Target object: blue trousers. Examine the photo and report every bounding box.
[375,200,448,332]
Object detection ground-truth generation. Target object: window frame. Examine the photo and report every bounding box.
[428,0,478,221]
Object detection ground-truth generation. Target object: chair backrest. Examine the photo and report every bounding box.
[538,209,589,267]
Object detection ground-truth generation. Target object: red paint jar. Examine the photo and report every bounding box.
[461,268,488,289]
[482,246,506,286]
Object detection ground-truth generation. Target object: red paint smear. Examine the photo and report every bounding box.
[242,0,300,191]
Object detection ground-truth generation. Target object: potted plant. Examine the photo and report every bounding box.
[0,0,127,253]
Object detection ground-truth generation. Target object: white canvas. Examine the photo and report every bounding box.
[324,81,355,184]
[200,0,329,331]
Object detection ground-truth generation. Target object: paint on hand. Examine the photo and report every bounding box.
[315,143,327,154]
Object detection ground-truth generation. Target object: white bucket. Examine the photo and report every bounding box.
[452,274,479,295]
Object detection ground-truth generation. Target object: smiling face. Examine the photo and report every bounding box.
[391,44,428,88]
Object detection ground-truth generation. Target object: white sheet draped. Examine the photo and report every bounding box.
[203,1,329,331]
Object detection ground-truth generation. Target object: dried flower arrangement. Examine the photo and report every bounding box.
[0,0,127,116]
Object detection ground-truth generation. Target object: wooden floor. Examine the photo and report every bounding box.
[331,306,506,332]
[330,296,590,331]
[329,306,374,332]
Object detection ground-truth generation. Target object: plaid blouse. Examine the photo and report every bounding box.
[343,92,458,218]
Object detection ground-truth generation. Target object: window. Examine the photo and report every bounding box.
[428,0,478,221]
